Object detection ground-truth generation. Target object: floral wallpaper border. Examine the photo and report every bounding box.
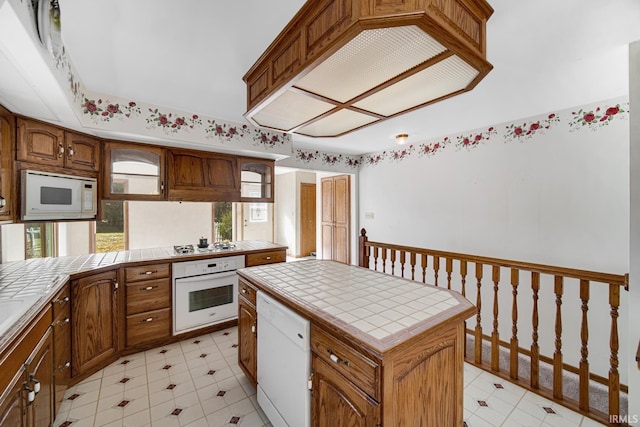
[360,99,629,168]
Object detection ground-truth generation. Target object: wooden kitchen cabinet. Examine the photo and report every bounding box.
[245,250,286,267]
[51,284,71,418]
[71,270,119,378]
[167,148,240,202]
[0,105,16,222]
[124,263,171,349]
[237,280,258,387]
[311,354,379,427]
[103,141,166,200]
[239,157,273,202]
[17,118,100,173]
[0,305,54,427]
[321,175,350,264]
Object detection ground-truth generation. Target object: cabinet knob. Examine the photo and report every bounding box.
[251,322,256,335]
[241,288,248,294]
[57,318,70,327]
[0,196,5,209]
[141,285,158,291]
[56,296,70,305]
[141,317,156,323]
[58,142,64,158]
[266,256,271,260]
[24,384,35,404]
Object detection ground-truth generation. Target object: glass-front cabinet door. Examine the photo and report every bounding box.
[239,158,273,202]
[103,142,166,200]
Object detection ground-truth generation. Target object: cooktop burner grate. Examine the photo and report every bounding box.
[174,244,195,254]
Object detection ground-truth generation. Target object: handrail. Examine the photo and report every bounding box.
[358,228,628,426]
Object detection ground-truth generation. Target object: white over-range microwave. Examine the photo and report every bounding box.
[21,169,97,221]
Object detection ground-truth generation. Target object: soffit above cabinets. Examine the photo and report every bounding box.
[243,0,493,138]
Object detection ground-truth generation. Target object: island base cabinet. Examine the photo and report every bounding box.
[237,297,257,387]
[311,355,380,427]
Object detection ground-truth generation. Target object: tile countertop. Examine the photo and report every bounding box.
[237,259,476,354]
[0,240,286,354]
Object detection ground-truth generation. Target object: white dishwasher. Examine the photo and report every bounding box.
[257,291,311,427]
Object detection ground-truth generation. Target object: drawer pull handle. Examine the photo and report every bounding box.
[251,323,256,334]
[58,318,70,327]
[141,285,159,291]
[327,348,350,366]
[31,377,40,394]
[141,317,156,323]
[60,361,71,372]
[266,256,271,260]
[242,288,249,294]
[141,270,157,275]
[56,296,69,305]
[24,384,35,404]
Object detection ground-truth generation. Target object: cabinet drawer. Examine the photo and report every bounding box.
[126,308,171,347]
[238,278,257,306]
[51,285,70,319]
[126,278,171,315]
[125,263,170,282]
[311,325,380,400]
[245,250,286,267]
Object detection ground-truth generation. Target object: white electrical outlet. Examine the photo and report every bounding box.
[365,212,374,219]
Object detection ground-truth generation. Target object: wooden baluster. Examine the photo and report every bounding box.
[381,247,387,274]
[491,266,500,371]
[579,279,590,411]
[373,246,379,271]
[433,256,440,287]
[460,260,468,297]
[553,275,564,400]
[358,228,369,268]
[510,268,519,380]
[446,258,453,289]
[609,283,620,418]
[530,272,540,390]
[400,251,406,278]
[474,263,483,364]
[390,250,396,275]
[410,252,416,281]
[421,253,428,283]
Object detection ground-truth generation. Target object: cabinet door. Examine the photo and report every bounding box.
[103,141,166,200]
[312,355,379,427]
[64,132,101,172]
[167,149,240,201]
[71,270,119,377]
[0,106,15,221]
[0,368,25,427]
[332,175,350,264]
[237,297,257,388]
[25,328,53,427]
[17,118,65,167]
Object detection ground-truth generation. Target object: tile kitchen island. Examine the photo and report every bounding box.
[237,259,476,427]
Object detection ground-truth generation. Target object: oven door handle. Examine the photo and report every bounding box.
[174,270,238,284]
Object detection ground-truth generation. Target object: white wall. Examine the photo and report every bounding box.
[275,170,318,257]
[57,222,91,256]
[359,98,630,383]
[127,201,212,249]
[628,40,640,424]
[1,223,24,262]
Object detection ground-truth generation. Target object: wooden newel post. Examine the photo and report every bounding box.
[359,228,369,268]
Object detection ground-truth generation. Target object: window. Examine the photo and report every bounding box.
[213,202,233,242]
[25,223,56,258]
[95,200,125,252]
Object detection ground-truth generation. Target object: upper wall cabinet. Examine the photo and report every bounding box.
[17,118,100,173]
[0,106,15,221]
[103,141,166,200]
[167,149,240,202]
[240,158,273,202]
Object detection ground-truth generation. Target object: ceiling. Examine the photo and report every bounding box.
[1,0,639,156]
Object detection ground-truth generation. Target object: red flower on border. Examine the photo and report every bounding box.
[159,115,168,125]
[605,106,619,116]
[583,112,596,122]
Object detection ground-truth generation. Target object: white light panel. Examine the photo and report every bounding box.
[353,55,479,116]
[295,26,446,103]
[297,109,379,137]
[252,89,335,131]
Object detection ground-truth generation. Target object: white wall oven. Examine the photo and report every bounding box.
[172,255,245,335]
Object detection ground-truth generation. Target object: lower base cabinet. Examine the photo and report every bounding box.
[0,306,54,427]
[71,270,119,378]
[311,355,379,427]
[237,297,257,387]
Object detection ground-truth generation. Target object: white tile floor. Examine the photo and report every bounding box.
[54,326,606,427]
